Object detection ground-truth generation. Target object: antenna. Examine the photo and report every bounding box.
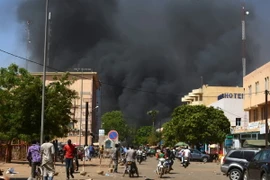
[242,2,249,77]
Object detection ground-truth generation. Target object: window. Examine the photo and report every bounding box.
[243,151,256,161]
[236,118,241,126]
[261,107,265,120]
[253,109,258,121]
[259,150,270,161]
[248,85,252,96]
[253,152,262,161]
[265,77,269,90]
[229,151,242,159]
[255,81,259,94]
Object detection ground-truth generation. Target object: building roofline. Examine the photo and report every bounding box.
[31,71,101,88]
[244,61,270,80]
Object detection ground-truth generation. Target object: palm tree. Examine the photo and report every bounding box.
[147,110,159,130]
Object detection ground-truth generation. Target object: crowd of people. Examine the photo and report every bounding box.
[25,136,197,180]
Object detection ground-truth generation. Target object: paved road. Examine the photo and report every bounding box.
[1,157,229,180]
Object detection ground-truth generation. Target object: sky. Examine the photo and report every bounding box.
[0,0,27,68]
[1,0,270,124]
[0,0,269,70]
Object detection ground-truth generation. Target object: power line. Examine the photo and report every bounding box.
[0,48,263,97]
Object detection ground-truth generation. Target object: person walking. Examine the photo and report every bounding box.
[111,144,120,173]
[27,140,41,179]
[63,139,75,179]
[41,136,55,180]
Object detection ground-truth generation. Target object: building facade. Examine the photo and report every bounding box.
[209,98,249,131]
[233,62,270,142]
[181,85,244,106]
[32,72,100,145]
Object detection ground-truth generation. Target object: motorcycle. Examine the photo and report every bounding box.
[156,158,171,178]
[142,152,147,161]
[183,157,190,168]
[58,149,64,164]
[137,155,143,164]
[124,161,139,177]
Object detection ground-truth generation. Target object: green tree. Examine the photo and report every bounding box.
[147,110,159,130]
[163,105,230,147]
[0,64,77,162]
[135,126,153,145]
[101,111,129,141]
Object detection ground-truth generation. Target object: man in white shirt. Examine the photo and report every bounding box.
[41,136,55,180]
[123,146,138,177]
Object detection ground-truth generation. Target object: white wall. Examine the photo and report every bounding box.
[209,99,249,129]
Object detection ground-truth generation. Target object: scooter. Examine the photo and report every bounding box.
[156,158,171,178]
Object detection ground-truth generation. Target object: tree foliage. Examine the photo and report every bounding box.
[0,64,78,143]
[134,126,153,145]
[163,105,230,147]
[147,110,159,129]
[101,111,129,141]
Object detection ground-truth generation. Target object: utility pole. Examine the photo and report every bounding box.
[74,67,92,146]
[40,0,49,145]
[85,102,89,146]
[265,90,269,148]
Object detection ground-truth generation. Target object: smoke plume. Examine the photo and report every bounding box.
[16,0,269,126]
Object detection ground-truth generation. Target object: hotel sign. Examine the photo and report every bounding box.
[218,93,244,100]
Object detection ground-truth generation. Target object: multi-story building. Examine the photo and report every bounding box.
[233,61,270,143]
[181,85,244,106]
[209,98,249,131]
[31,72,100,145]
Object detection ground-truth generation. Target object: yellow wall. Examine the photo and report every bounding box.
[243,61,270,110]
[31,72,100,145]
[202,85,244,106]
[181,85,244,106]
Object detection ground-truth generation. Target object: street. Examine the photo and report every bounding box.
[2,157,229,180]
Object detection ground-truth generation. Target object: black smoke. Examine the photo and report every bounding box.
[16,0,266,126]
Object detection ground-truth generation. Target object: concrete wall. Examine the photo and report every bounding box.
[243,61,270,110]
[209,99,249,129]
[32,72,100,145]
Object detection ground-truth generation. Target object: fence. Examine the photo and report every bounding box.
[0,144,29,162]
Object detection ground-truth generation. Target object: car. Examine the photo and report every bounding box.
[190,149,210,163]
[220,148,259,180]
[243,149,270,180]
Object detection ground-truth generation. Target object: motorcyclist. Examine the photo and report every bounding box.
[123,145,139,177]
[136,147,143,162]
[183,146,191,165]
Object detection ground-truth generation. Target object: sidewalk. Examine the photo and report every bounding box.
[0,158,119,180]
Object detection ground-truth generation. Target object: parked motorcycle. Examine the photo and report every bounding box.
[156,158,171,178]
[58,149,64,164]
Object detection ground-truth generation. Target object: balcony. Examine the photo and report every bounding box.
[192,88,202,94]
[190,101,203,105]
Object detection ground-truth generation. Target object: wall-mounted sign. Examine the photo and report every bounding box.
[218,93,244,100]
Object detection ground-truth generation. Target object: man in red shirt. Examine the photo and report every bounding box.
[63,139,75,179]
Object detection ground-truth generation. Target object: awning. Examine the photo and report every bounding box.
[243,140,270,147]
[175,142,189,147]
